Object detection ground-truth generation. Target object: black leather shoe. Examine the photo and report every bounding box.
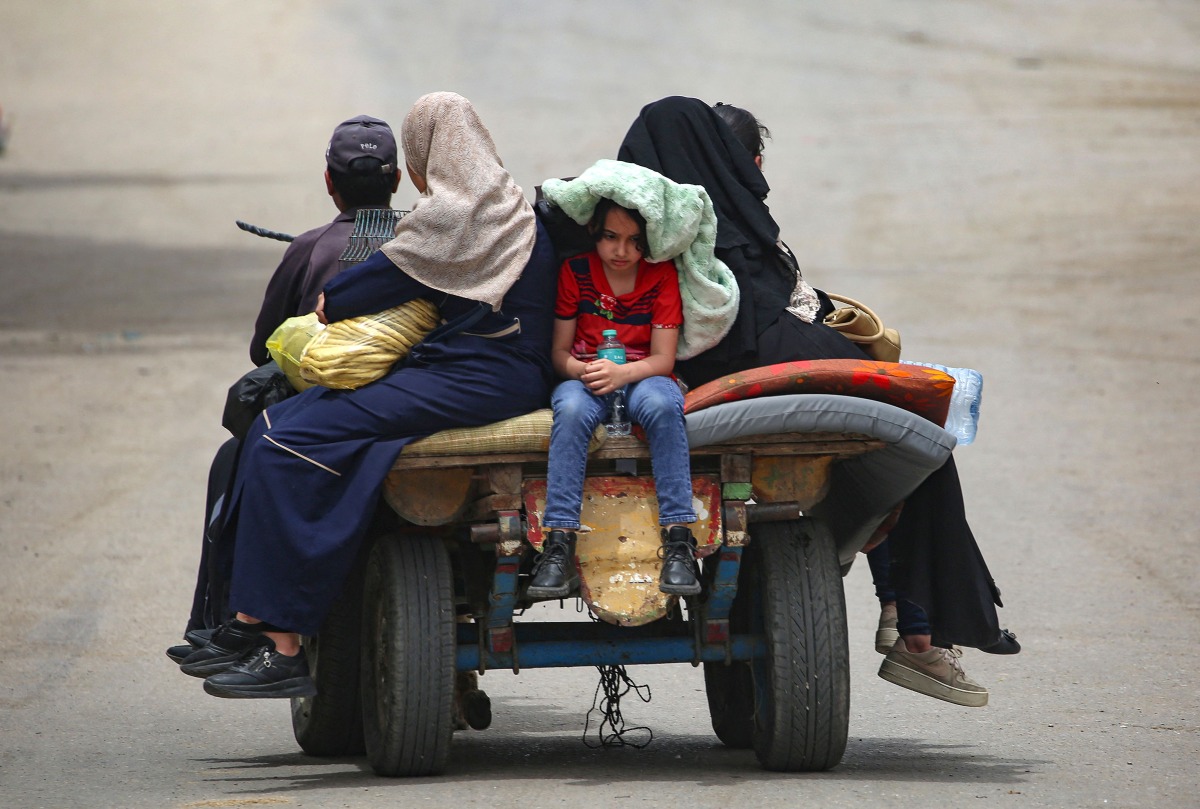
[179,620,269,678]
[186,627,214,647]
[526,530,578,598]
[659,526,701,595]
[979,628,1021,655]
[165,628,216,664]
[202,640,317,699]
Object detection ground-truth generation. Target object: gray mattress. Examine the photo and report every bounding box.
[685,394,956,566]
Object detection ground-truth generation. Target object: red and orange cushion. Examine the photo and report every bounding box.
[682,359,954,427]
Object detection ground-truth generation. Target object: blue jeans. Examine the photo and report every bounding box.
[543,377,696,529]
[867,540,931,637]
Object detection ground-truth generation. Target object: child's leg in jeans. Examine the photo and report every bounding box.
[866,542,896,606]
[628,376,699,594]
[872,538,933,645]
[896,598,932,640]
[625,377,696,526]
[542,380,607,531]
[867,541,901,652]
[530,381,605,597]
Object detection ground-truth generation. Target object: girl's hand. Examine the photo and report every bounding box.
[580,359,628,395]
[315,293,328,325]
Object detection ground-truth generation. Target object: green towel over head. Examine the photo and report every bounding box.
[542,159,739,360]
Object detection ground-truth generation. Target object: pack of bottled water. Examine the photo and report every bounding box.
[903,361,983,445]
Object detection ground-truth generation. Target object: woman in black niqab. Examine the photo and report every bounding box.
[618,96,1013,655]
[618,96,866,388]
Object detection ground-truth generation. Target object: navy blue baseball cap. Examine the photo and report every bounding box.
[326,115,397,174]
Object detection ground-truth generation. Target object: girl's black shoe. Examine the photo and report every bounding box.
[526,530,579,598]
[659,526,701,595]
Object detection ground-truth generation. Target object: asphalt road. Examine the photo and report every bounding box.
[1,2,1198,807]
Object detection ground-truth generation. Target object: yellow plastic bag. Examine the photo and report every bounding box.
[266,313,326,392]
[299,299,440,390]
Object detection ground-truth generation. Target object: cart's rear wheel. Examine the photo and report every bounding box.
[751,518,849,771]
[703,658,755,748]
[361,534,456,777]
[291,562,366,756]
[703,548,756,749]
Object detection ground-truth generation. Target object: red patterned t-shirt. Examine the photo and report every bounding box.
[555,252,682,361]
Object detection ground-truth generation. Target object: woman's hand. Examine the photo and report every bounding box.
[580,359,629,396]
[315,293,328,325]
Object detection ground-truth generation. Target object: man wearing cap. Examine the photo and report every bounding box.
[249,115,403,365]
[171,115,403,661]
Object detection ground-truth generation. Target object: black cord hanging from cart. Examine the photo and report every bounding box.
[582,664,654,749]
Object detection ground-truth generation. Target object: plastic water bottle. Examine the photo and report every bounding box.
[606,390,631,438]
[903,361,983,445]
[596,329,631,437]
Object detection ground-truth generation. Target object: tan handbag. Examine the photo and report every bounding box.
[823,293,902,362]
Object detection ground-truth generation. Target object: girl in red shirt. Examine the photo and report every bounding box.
[529,199,700,598]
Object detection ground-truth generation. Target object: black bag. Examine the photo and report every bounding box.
[221,361,296,440]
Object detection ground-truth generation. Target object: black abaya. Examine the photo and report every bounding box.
[618,96,1006,648]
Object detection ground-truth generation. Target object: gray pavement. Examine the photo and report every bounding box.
[1,2,1197,807]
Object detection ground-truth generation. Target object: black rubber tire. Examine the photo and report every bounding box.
[703,659,756,748]
[290,563,366,757]
[361,534,456,777]
[751,519,850,772]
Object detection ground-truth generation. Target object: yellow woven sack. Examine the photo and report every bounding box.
[299,299,440,390]
[266,313,325,392]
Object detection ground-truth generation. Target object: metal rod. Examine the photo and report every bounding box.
[235,220,295,242]
[455,634,765,671]
[457,621,692,644]
[743,502,805,523]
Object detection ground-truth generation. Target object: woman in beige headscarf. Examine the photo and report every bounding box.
[180,93,559,699]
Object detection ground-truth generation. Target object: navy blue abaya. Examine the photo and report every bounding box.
[224,222,557,636]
